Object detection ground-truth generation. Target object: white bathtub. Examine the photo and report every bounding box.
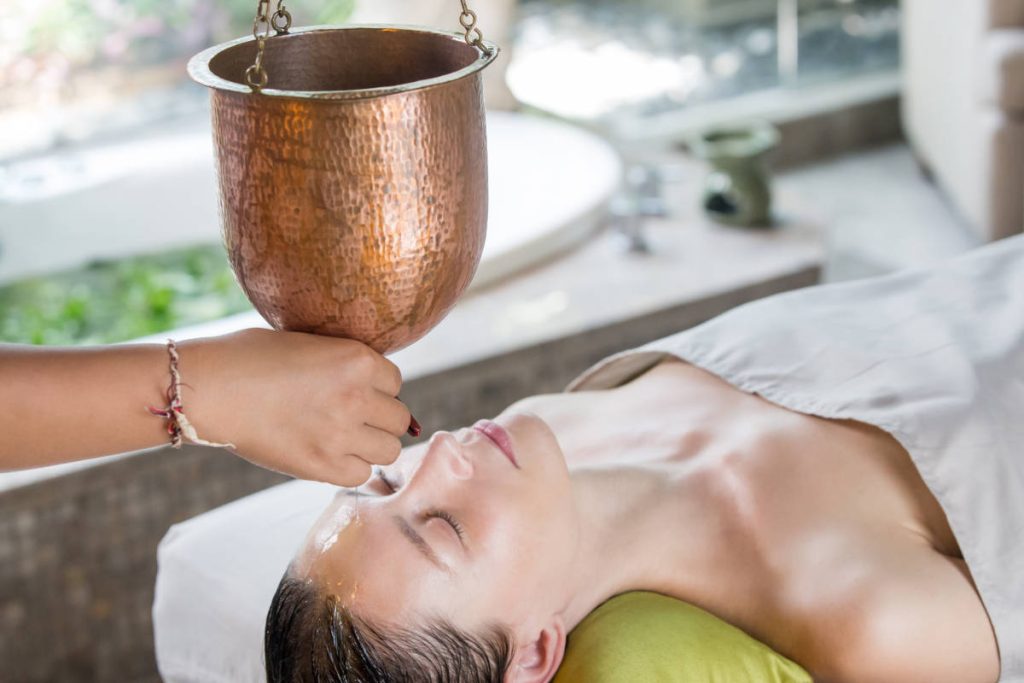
[0,110,622,290]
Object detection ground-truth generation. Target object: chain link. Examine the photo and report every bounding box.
[245,0,291,91]
[245,0,489,92]
[459,0,495,55]
[271,2,293,33]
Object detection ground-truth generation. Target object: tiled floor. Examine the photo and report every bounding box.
[776,143,981,283]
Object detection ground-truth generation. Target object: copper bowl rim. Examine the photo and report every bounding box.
[187,23,500,101]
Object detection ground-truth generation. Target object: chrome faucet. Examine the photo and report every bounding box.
[608,163,668,254]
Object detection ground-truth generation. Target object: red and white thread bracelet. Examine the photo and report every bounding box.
[147,339,235,449]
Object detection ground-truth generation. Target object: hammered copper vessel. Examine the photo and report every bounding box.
[187,25,499,353]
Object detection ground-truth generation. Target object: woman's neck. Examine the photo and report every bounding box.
[506,358,763,630]
[554,451,734,631]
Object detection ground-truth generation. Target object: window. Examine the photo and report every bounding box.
[507,0,900,120]
[0,0,356,163]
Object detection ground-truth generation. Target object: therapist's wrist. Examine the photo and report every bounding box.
[172,334,241,450]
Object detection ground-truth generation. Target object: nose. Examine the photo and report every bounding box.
[426,431,474,480]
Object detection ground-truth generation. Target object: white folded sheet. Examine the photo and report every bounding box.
[153,235,1024,682]
[153,481,336,682]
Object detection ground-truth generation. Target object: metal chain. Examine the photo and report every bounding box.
[245,0,292,91]
[245,0,489,92]
[459,0,495,55]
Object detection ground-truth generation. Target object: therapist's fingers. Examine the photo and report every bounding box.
[348,424,403,466]
[322,456,374,488]
[371,354,403,397]
[367,391,413,437]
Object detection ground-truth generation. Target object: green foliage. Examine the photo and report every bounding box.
[10,0,359,71]
[0,245,254,346]
[313,0,357,24]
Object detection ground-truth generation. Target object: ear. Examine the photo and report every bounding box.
[506,617,568,683]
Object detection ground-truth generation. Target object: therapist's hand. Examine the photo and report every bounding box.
[178,328,412,486]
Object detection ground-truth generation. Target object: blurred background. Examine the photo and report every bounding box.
[1,0,898,161]
[3,1,1023,681]
[0,0,905,346]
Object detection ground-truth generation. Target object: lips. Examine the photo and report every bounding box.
[472,419,520,469]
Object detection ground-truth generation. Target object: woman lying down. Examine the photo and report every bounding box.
[267,235,1024,683]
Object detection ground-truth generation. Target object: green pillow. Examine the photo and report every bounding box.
[555,592,811,683]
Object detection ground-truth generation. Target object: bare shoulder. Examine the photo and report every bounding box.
[628,356,748,399]
[641,355,709,382]
[786,536,999,683]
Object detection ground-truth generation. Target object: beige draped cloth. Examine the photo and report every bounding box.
[566,235,1024,682]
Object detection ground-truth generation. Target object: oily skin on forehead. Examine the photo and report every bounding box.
[293,414,577,631]
[295,489,489,627]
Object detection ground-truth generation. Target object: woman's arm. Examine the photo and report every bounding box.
[798,548,999,683]
[0,328,413,485]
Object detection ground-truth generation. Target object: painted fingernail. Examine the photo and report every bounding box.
[407,414,422,437]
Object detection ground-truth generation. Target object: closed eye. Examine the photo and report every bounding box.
[374,468,400,494]
[374,469,465,547]
[424,509,466,544]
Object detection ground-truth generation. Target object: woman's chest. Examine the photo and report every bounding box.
[617,358,959,554]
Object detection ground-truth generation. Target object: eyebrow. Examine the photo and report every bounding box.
[391,514,450,572]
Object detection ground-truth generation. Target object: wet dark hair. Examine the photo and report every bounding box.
[265,574,515,682]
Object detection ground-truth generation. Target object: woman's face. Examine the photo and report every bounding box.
[290,410,578,638]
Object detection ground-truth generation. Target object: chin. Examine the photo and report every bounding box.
[506,410,555,443]
[506,411,571,484]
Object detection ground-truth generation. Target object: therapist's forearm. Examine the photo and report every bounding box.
[0,342,174,469]
[1,329,414,485]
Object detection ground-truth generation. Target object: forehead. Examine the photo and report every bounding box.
[295,497,454,625]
